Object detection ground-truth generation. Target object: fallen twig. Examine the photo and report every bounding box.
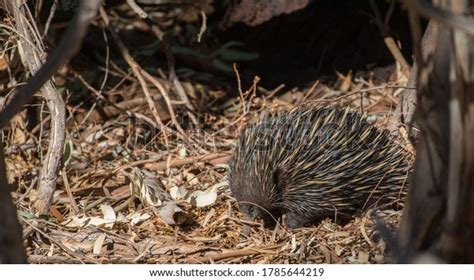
[144,152,231,171]
[186,244,281,264]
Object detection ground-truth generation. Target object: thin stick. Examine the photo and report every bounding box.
[186,244,281,264]
[149,25,197,123]
[197,10,207,43]
[370,0,411,78]
[62,167,79,213]
[42,0,57,38]
[99,7,171,147]
[233,63,246,114]
[126,0,147,18]
[144,152,230,171]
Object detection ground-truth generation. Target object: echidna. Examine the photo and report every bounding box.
[229,106,411,228]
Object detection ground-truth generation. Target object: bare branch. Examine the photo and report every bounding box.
[0,0,101,129]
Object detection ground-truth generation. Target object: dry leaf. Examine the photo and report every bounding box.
[335,245,344,256]
[185,172,200,186]
[100,204,116,229]
[0,55,9,71]
[186,184,218,207]
[158,203,187,225]
[128,212,151,226]
[62,215,110,228]
[170,185,187,200]
[61,239,94,253]
[93,233,107,255]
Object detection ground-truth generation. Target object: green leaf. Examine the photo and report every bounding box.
[219,49,259,62]
[62,140,73,167]
[171,45,207,59]
[218,41,245,50]
[212,59,233,73]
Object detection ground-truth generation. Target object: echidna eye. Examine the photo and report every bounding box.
[239,204,249,214]
[250,206,262,218]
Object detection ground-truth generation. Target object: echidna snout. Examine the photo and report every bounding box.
[238,203,282,227]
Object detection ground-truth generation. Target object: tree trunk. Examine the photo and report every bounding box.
[398,1,474,263]
[388,20,437,137]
